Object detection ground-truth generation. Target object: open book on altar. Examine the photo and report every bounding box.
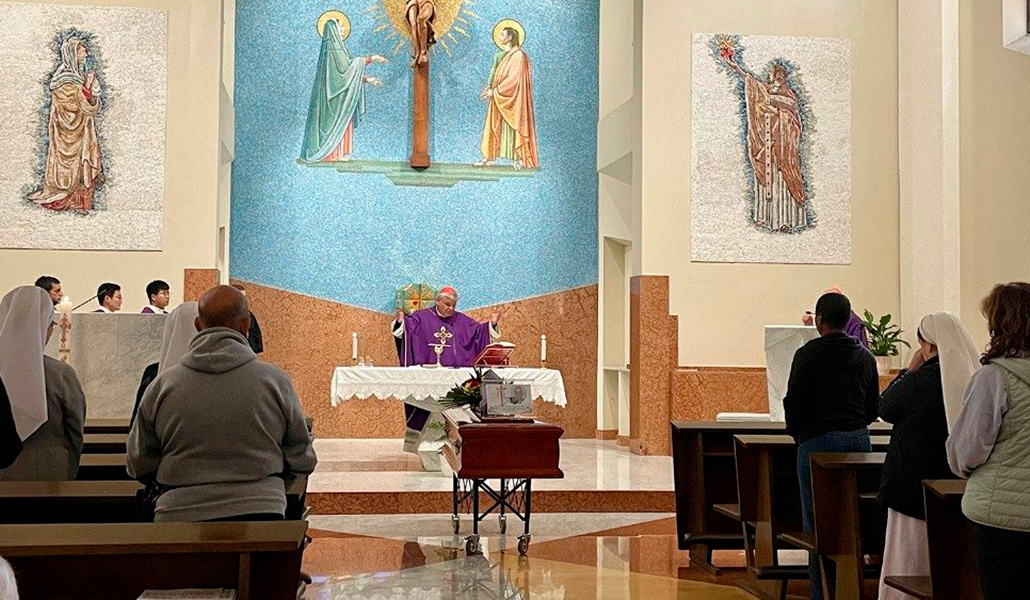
[473,342,516,367]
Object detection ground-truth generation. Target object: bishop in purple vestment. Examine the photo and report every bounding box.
[392,287,500,367]
[803,286,869,349]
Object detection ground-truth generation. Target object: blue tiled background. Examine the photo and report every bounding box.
[230,0,599,311]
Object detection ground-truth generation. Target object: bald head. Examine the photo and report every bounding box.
[197,285,251,336]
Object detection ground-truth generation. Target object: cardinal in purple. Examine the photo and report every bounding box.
[392,286,500,367]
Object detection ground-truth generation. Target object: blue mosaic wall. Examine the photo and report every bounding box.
[230,0,599,311]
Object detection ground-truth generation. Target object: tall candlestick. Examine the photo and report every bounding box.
[540,334,547,364]
[57,297,73,363]
[351,332,358,362]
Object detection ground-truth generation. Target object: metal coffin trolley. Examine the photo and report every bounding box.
[443,416,564,556]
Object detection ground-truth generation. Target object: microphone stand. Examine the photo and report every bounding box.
[71,295,101,312]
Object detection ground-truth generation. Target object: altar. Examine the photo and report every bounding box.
[331,366,567,471]
[764,325,818,421]
[44,313,166,418]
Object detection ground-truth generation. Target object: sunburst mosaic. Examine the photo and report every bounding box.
[367,0,480,57]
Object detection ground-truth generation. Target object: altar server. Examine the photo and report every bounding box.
[142,280,170,314]
[34,275,63,306]
[0,286,86,481]
[877,312,979,599]
[93,282,122,313]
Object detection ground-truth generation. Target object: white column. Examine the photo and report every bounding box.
[898,0,961,345]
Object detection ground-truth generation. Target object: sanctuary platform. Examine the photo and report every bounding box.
[306,438,673,515]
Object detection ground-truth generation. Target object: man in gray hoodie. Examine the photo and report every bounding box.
[127,285,317,522]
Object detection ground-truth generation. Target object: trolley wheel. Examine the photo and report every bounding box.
[517,534,531,556]
[499,515,507,534]
[465,534,482,555]
[451,515,460,535]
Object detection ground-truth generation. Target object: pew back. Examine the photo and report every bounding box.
[670,421,786,571]
[925,479,982,600]
[810,452,887,600]
[0,481,144,524]
[0,521,306,600]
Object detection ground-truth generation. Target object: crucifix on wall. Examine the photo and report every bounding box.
[406,0,436,169]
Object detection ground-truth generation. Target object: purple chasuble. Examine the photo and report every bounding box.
[844,311,869,349]
[401,307,491,367]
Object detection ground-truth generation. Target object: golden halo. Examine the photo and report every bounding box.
[492,19,525,49]
[317,10,351,41]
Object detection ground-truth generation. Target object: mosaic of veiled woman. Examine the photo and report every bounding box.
[27,37,104,215]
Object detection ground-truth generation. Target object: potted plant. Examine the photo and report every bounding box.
[861,310,911,376]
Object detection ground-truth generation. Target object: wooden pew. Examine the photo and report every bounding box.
[0,521,307,600]
[810,452,888,600]
[670,421,891,574]
[671,421,789,573]
[883,480,981,600]
[77,454,131,481]
[0,481,144,523]
[732,435,890,600]
[83,418,130,435]
[0,476,308,524]
[82,433,127,454]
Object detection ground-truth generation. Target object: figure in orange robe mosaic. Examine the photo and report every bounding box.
[476,24,539,171]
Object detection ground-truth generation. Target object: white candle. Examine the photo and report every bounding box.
[351,332,358,361]
[541,334,547,363]
[57,297,73,316]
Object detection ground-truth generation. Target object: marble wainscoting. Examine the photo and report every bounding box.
[233,280,598,439]
[629,276,679,456]
[183,268,220,301]
[670,367,903,423]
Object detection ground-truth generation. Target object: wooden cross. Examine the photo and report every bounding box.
[410,61,431,169]
[407,0,436,169]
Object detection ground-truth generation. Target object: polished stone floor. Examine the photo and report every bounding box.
[301,513,763,599]
[308,439,675,494]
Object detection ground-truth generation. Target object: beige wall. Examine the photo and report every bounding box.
[959,0,1030,349]
[637,0,900,366]
[0,0,226,312]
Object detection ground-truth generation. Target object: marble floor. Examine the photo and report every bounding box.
[301,513,764,599]
[309,438,674,493]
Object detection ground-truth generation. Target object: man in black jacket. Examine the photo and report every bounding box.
[783,291,879,600]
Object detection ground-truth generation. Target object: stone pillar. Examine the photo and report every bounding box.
[183,268,221,302]
[629,275,676,455]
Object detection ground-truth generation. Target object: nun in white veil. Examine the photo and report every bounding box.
[131,302,199,425]
[877,312,980,599]
[0,286,86,481]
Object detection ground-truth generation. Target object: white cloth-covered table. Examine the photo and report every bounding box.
[330,366,567,408]
[331,366,567,472]
[765,325,818,421]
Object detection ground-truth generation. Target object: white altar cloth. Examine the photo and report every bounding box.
[765,325,818,421]
[330,366,568,408]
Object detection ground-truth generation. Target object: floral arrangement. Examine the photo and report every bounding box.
[440,368,485,414]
